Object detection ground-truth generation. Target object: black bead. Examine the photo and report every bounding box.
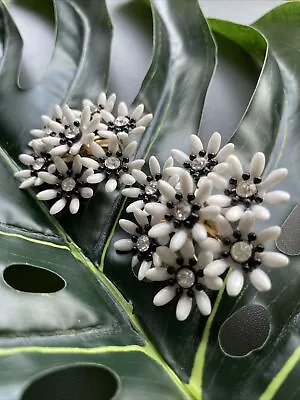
[243,198,251,208]
[224,188,232,196]
[248,257,261,267]
[255,244,265,253]
[195,283,202,291]
[151,195,158,202]
[137,254,144,261]
[192,204,200,211]
[253,176,262,184]
[123,157,129,163]
[146,176,152,182]
[187,289,194,298]
[131,236,137,243]
[242,264,251,273]
[222,237,231,246]
[66,140,73,147]
[50,131,56,137]
[145,254,152,262]
[183,220,193,229]
[248,232,257,241]
[30,170,37,177]
[255,196,263,203]
[176,287,183,296]
[183,162,190,168]
[189,154,196,160]
[199,150,206,157]
[135,226,143,234]
[196,270,204,278]
[155,173,162,180]
[55,118,61,123]
[222,251,230,258]
[175,193,183,200]
[73,120,80,127]
[64,125,70,129]
[122,166,129,172]
[165,214,173,221]
[67,169,72,176]
[168,279,176,286]
[173,220,181,228]
[187,258,196,268]
[233,229,242,239]
[137,193,144,200]
[189,213,199,222]
[187,194,195,202]
[207,152,216,160]
[242,172,250,181]
[209,159,218,167]
[231,197,239,205]
[229,177,237,186]
[176,257,184,265]
[59,139,66,145]
[106,151,112,157]
[144,224,151,232]
[116,151,122,157]
[167,266,175,274]
[167,201,174,209]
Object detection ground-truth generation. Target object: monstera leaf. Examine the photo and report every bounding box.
[0,0,299,399]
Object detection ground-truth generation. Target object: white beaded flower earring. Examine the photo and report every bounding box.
[15,92,153,214]
[114,133,290,321]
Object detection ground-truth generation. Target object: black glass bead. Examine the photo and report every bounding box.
[183,220,193,228]
[199,150,206,157]
[233,229,242,239]
[144,224,151,232]
[116,151,122,157]
[175,193,183,200]
[166,201,174,209]
[231,197,239,205]
[155,173,162,180]
[59,139,66,145]
[229,177,237,186]
[173,220,181,228]
[223,237,231,246]
[222,251,230,258]
[187,194,195,202]
[106,151,112,157]
[187,289,194,298]
[189,154,196,160]
[243,198,251,208]
[73,120,80,127]
[176,257,184,265]
[191,204,200,211]
[195,283,202,291]
[135,226,143,234]
[207,152,216,159]
[176,287,183,296]
[253,176,262,184]
[183,162,190,168]
[242,172,250,181]
[196,270,204,278]
[131,236,137,243]
[66,140,73,147]
[122,157,129,163]
[167,266,175,275]
[168,279,176,286]
[165,214,173,221]
[255,196,263,203]
[189,258,197,267]
[248,232,257,241]
[255,244,265,253]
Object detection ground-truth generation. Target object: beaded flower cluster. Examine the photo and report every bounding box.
[14,92,152,214]
[15,94,290,322]
[115,133,290,321]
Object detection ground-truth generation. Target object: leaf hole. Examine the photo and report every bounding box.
[218,304,271,357]
[3,264,65,293]
[21,363,120,400]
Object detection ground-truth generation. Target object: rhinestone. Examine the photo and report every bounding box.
[136,235,151,252]
[105,156,121,170]
[230,241,252,263]
[61,177,76,192]
[114,116,129,127]
[190,157,206,171]
[145,181,158,195]
[33,157,45,170]
[236,181,257,198]
[176,268,195,289]
[174,201,191,221]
